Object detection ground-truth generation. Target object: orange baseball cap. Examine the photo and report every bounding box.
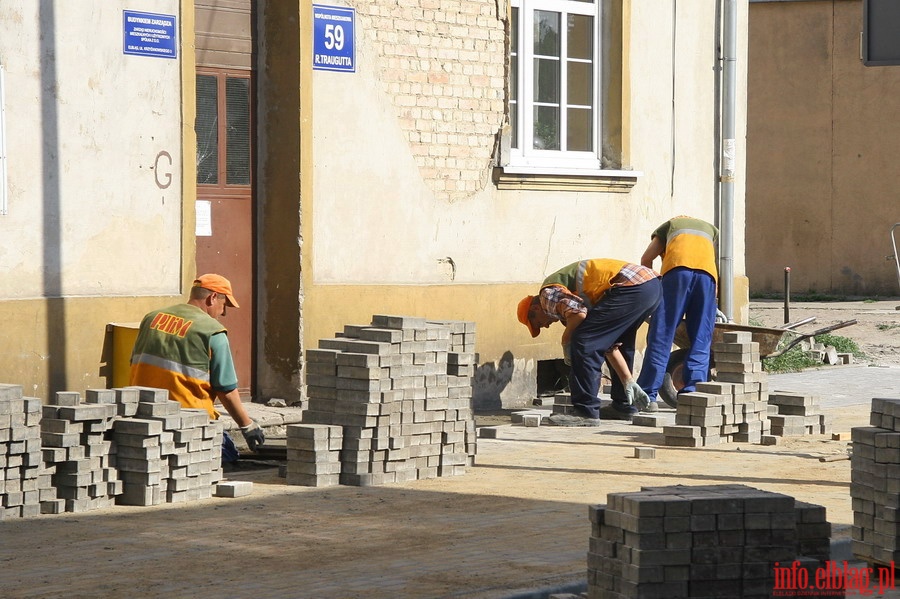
[517,295,540,338]
[193,274,240,308]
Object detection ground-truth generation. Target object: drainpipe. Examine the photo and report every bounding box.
[719,0,737,321]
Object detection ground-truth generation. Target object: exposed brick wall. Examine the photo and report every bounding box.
[352,1,507,202]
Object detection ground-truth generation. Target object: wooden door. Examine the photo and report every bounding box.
[195,69,254,398]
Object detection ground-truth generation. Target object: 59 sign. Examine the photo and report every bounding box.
[313,5,356,73]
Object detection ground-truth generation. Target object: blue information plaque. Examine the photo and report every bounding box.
[313,5,356,73]
[124,10,177,59]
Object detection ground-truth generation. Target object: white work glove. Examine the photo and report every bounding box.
[240,420,265,452]
[625,381,650,412]
[562,342,572,366]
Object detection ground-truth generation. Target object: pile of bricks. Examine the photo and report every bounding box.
[664,379,770,447]
[112,387,223,506]
[768,392,832,437]
[40,390,121,514]
[0,383,224,518]
[548,391,586,420]
[795,500,832,561]
[662,331,835,446]
[587,484,832,599]
[285,424,343,487]
[0,384,43,519]
[299,314,477,486]
[850,397,900,567]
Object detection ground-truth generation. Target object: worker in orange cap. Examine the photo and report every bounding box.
[130,274,265,461]
[517,259,661,425]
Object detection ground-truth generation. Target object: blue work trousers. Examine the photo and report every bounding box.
[222,430,240,463]
[638,267,717,399]
[569,278,661,418]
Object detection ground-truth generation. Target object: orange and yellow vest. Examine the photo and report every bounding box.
[541,258,629,308]
[129,303,225,419]
[656,216,719,280]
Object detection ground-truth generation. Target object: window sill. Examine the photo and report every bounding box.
[492,166,641,192]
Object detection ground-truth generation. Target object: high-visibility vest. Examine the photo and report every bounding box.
[541,258,630,308]
[657,216,718,279]
[129,303,226,419]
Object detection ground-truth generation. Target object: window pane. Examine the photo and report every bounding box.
[225,77,251,186]
[534,105,559,150]
[568,14,593,61]
[534,10,560,58]
[534,58,560,103]
[196,75,218,185]
[568,61,592,106]
[567,106,592,152]
[510,103,518,149]
[511,7,518,53]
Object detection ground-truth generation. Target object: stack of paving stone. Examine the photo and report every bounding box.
[663,380,769,447]
[795,500,832,562]
[587,484,833,599]
[426,318,477,427]
[112,387,222,506]
[850,397,900,568]
[40,390,121,513]
[663,331,768,446]
[285,424,343,487]
[767,392,832,437]
[300,314,476,486]
[662,330,838,447]
[0,384,44,519]
[548,391,577,418]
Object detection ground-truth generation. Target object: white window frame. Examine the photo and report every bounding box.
[505,0,603,174]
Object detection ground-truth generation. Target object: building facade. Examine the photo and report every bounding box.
[747,0,900,296]
[0,0,749,408]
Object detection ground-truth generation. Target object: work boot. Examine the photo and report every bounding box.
[598,404,634,421]
[546,413,601,427]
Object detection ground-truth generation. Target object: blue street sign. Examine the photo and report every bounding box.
[123,10,177,59]
[313,5,356,73]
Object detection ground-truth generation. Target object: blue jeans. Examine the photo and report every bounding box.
[222,430,240,463]
[568,278,662,418]
[638,267,717,399]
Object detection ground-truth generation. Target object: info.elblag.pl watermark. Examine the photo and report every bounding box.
[773,560,897,596]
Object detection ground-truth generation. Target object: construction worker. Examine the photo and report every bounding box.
[517,259,661,425]
[129,274,265,461]
[637,216,719,410]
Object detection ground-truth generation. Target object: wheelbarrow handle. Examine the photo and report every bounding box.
[766,319,858,358]
[777,316,817,331]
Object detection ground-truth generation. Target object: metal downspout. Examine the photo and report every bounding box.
[719,0,737,321]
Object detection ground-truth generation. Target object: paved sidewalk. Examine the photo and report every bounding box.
[1,367,899,598]
[766,364,900,410]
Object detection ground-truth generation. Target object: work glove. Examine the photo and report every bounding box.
[562,342,572,366]
[240,420,265,452]
[625,381,650,412]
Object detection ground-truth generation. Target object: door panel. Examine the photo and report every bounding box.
[195,67,254,398]
[196,197,253,396]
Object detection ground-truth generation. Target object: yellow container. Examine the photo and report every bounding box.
[110,322,140,388]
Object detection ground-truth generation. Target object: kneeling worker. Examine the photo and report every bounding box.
[517,259,661,425]
[129,274,265,461]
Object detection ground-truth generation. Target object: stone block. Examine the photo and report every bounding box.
[214,481,253,498]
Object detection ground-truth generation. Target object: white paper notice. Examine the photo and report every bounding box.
[196,200,212,236]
